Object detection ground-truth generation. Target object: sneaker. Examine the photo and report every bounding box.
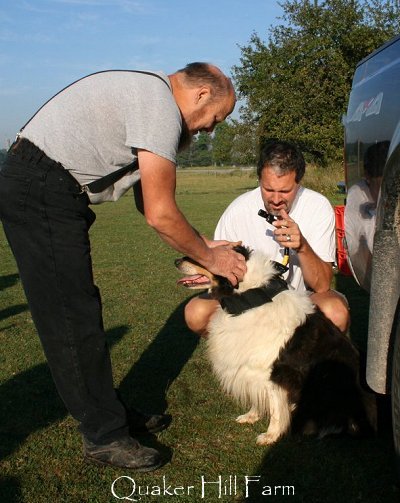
[128,408,172,434]
[83,436,162,471]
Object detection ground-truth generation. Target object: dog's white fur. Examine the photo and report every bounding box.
[206,250,315,445]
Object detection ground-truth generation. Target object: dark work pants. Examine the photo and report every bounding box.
[0,139,128,443]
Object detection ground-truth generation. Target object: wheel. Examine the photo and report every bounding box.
[392,318,400,481]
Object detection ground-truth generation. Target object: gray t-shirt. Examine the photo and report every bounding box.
[21,71,182,203]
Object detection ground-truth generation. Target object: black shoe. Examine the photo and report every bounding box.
[128,408,172,434]
[83,436,162,471]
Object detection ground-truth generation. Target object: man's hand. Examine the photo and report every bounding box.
[205,244,247,286]
[272,209,303,251]
[272,209,332,292]
[202,236,242,249]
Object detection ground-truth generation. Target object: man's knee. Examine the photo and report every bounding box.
[326,300,350,333]
[311,291,350,333]
[184,298,203,333]
[184,297,218,337]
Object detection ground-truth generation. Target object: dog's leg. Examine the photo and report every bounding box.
[236,406,261,424]
[256,383,291,446]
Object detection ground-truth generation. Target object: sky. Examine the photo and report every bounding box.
[0,0,284,148]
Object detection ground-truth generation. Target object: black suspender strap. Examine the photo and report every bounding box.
[18,71,172,195]
[83,160,139,194]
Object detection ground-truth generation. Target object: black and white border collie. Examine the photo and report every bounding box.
[176,245,375,445]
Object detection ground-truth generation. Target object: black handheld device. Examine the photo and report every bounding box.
[257,209,279,224]
[258,209,290,266]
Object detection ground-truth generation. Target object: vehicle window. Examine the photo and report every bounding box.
[353,37,400,85]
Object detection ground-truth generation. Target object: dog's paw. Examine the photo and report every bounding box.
[256,431,281,446]
[236,410,260,424]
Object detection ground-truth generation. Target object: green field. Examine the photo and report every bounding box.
[1,168,399,502]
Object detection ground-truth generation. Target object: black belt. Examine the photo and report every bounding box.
[10,138,138,194]
[10,137,64,171]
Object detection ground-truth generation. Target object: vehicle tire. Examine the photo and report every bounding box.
[392,318,400,481]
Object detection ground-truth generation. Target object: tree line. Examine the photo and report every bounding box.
[179,0,400,167]
[3,1,399,169]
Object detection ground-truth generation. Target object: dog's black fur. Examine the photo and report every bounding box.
[271,308,376,437]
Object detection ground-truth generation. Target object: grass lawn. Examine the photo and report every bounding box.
[1,168,399,502]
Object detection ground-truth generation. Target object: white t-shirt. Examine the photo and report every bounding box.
[214,186,336,291]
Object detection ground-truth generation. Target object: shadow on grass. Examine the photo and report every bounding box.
[0,304,29,323]
[0,296,197,503]
[0,477,22,503]
[0,273,20,292]
[117,299,199,413]
[240,433,399,503]
[0,325,129,500]
[0,274,29,325]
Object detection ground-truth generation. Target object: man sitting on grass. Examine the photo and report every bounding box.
[184,139,349,336]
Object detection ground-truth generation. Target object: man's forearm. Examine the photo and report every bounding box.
[137,150,246,284]
[146,208,246,286]
[146,207,213,266]
[297,239,333,292]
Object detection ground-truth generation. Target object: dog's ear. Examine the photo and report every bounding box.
[210,275,235,299]
[271,261,289,276]
[232,245,252,260]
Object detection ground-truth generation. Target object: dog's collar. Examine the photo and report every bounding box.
[219,276,288,316]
